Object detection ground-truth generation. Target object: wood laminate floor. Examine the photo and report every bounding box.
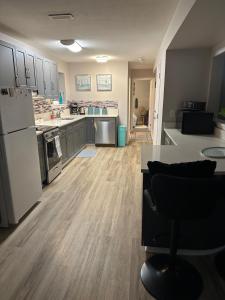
[0,142,225,300]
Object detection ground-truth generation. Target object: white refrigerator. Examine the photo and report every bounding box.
[0,87,42,227]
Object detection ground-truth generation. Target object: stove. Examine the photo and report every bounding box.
[35,125,62,184]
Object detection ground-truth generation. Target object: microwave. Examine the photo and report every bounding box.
[182,101,206,111]
[181,112,214,134]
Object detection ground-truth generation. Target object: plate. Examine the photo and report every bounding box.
[201,147,225,158]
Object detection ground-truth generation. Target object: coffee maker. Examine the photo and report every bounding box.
[70,102,79,115]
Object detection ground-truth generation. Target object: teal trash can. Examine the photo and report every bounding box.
[118,125,126,147]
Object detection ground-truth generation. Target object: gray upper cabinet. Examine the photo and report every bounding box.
[43,60,58,98]
[25,53,36,89]
[86,118,95,144]
[15,48,27,87]
[43,60,52,97]
[35,57,45,96]
[0,39,58,97]
[50,62,58,97]
[0,41,16,88]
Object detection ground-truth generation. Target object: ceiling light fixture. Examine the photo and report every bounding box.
[138,57,144,64]
[48,13,74,20]
[96,55,109,63]
[60,39,82,53]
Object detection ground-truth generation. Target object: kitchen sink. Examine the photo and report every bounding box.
[60,117,75,120]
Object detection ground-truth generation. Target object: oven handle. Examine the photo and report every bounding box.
[45,137,55,143]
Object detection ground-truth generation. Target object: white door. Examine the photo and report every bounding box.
[152,52,166,145]
[149,78,156,134]
[3,127,42,224]
[0,88,35,134]
[152,66,161,144]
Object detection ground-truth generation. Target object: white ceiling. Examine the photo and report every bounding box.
[169,0,225,49]
[0,0,179,66]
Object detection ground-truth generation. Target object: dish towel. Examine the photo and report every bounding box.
[55,136,62,158]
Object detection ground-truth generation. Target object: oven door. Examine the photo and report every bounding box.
[45,137,61,171]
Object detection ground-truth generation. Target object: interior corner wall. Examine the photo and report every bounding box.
[162,48,211,123]
[68,61,129,126]
[207,52,225,116]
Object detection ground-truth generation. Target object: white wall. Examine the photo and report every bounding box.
[68,61,129,126]
[0,32,71,101]
[133,79,150,114]
[131,69,154,79]
[162,48,211,123]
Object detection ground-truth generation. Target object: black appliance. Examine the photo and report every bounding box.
[70,102,79,115]
[176,101,211,133]
[182,101,206,111]
[181,112,214,134]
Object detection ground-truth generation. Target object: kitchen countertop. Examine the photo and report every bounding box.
[141,128,225,174]
[35,114,118,128]
[36,130,43,136]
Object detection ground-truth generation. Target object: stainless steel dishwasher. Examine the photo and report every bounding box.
[94,118,116,146]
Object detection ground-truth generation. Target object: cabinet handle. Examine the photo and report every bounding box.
[25,67,30,79]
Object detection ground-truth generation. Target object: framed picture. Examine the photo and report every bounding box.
[75,74,91,91]
[96,74,112,91]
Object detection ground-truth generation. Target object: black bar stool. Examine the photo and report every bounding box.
[141,174,221,300]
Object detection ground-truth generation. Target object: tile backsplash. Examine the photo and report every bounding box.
[33,98,118,116]
[69,100,118,108]
[33,97,68,114]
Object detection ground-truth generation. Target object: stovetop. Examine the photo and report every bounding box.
[35,125,57,133]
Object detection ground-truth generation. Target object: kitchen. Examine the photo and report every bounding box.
[2,0,225,299]
[0,36,122,227]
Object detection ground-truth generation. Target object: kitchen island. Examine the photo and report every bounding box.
[141,128,225,247]
[141,128,225,174]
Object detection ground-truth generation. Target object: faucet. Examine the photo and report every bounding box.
[56,109,61,119]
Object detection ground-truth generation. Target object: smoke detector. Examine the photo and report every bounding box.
[48,13,74,20]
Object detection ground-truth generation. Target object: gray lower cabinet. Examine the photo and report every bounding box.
[86,118,95,143]
[59,119,88,166]
[37,134,47,184]
[59,126,68,165]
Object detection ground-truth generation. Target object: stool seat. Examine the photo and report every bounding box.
[141,171,222,300]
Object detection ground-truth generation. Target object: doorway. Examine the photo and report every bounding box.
[130,78,154,141]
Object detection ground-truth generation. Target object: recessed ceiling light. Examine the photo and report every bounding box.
[96,55,109,63]
[60,39,82,53]
[138,57,144,63]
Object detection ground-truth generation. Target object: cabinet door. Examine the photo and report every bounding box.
[80,120,87,147]
[50,62,58,98]
[59,128,68,164]
[0,41,16,88]
[67,126,75,158]
[15,48,27,87]
[35,57,45,96]
[25,53,37,89]
[86,118,95,144]
[37,135,47,184]
[43,60,52,97]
